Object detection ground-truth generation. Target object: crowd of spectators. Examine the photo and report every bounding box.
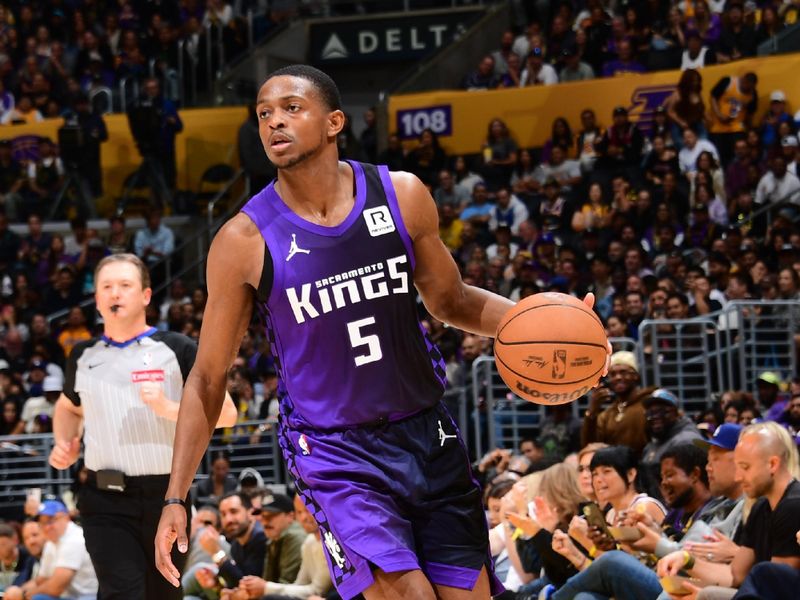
[2,3,800,599]
[463,0,800,90]
[0,0,265,124]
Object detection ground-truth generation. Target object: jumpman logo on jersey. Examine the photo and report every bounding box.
[286,233,311,262]
[437,420,457,446]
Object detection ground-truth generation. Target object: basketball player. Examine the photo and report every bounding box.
[49,254,237,599]
[156,65,608,599]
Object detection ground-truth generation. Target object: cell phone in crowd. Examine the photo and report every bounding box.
[26,487,42,506]
[582,502,611,537]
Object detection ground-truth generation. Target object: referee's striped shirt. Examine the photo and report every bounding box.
[64,328,196,476]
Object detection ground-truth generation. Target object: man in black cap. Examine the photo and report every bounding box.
[559,46,595,82]
[234,493,307,597]
[640,388,703,497]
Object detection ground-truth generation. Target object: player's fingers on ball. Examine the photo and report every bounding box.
[582,292,595,308]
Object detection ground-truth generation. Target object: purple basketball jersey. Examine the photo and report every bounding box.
[241,161,447,429]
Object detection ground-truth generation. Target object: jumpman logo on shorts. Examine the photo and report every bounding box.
[286,233,311,262]
[437,420,457,447]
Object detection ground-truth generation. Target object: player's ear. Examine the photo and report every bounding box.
[327,110,345,139]
[142,287,152,307]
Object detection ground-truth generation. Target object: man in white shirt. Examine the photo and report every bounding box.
[21,376,61,433]
[679,128,720,174]
[755,155,800,206]
[520,46,558,86]
[488,188,529,235]
[782,135,799,178]
[6,500,98,600]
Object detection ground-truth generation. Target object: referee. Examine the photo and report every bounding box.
[49,254,238,599]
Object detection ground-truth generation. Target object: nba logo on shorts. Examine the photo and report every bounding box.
[363,207,396,237]
[552,349,567,380]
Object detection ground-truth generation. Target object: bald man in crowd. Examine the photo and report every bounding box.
[658,422,800,599]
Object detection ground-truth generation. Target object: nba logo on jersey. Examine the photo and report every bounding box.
[363,207,395,237]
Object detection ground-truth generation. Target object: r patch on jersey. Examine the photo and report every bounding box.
[363,206,395,237]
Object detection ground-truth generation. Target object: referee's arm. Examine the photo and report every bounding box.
[139,382,238,427]
[50,394,83,470]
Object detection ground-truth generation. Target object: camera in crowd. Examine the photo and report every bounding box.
[127,101,161,157]
[57,120,86,171]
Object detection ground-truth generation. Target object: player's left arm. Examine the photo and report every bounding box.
[392,171,514,337]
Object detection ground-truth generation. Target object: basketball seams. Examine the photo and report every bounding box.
[496,302,604,343]
[495,350,607,387]
[496,340,608,348]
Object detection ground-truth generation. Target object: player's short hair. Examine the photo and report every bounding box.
[262,64,342,112]
[94,253,151,290]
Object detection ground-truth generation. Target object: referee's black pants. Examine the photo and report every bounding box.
[79,472,188,600]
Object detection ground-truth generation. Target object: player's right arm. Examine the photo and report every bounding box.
[156,213,263,587]
[49,394,83,470]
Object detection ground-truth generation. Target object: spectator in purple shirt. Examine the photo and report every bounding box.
[601,39,646,77]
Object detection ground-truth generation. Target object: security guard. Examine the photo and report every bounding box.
[49,253,238,599]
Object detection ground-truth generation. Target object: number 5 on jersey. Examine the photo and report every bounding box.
[347,317,382,366]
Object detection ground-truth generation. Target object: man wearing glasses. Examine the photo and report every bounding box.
[3,500,97,600]
[581,351,652,456]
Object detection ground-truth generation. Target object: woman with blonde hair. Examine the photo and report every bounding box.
[506,463,590,593]
[576,443,609,502]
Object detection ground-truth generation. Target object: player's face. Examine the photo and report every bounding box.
[95,261,151,322]
[256,75,343,170]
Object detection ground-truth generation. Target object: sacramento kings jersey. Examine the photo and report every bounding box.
[64,328,196,475]
[241,160,447,430]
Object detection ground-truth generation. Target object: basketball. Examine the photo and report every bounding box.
[494,292,608,405]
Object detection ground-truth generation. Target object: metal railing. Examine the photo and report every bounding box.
[638,300,799,403]
[637,318,723,414]
[0,419,282,515]
[730,189,800,233]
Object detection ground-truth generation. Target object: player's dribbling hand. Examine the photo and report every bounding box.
[48,437,80,470]
[155,504,189,587]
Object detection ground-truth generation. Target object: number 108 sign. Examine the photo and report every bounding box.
[396,105,452,140]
